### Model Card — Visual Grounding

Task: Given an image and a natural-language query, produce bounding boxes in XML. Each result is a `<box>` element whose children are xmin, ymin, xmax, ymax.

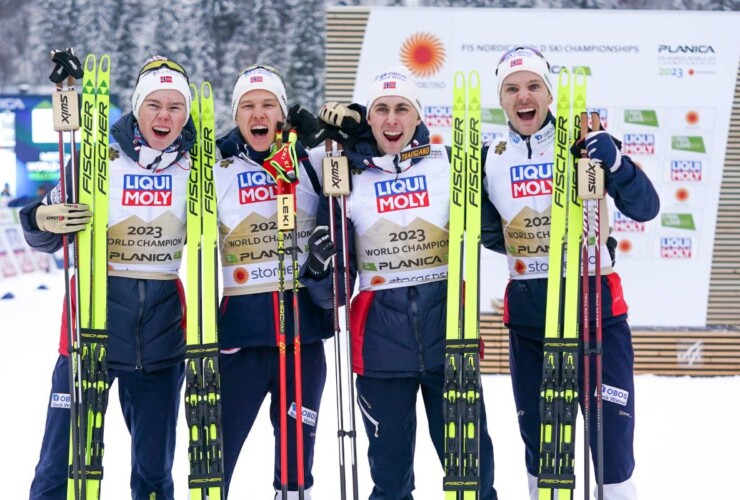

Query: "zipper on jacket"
<box><xmin>525</xmin><ymin>136</ymin><xmax>533</xmax><ymax>159</ymax></box>
<box><xmin>409</xmin><ymin>287</ymin><xmax>425</xmax><ymax>373</ymax></box>
<box><xmin>134</xmin><ymin>280</ymin><xmax>146</xmax><ymax>371</ymax></box>
<box><xmin>358</xmin><ymin>400</ymin><xmax>380</xmax><ymax>438</ymax></box>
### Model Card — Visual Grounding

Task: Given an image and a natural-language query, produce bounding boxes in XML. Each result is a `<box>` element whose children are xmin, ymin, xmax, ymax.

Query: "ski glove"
<box><xmin>287</xmin><ymin>104</ymin><xmax>356</xmax><ymax>149</ymax></box>
<box><xmin>306</xmin><ymin>226</ymin><xmax>337</xmax><ymax>279</ymax></box>
<box><xmin>319</xmin><ymin>102</ymin><xmax>361</xmax><ymax>129</ymax></box>
<box><xmin>585</xmin><ymin>130</ymin><xmax>623</xmax><ymax>173</ymax></box>
<box><xmin>264</xmin><ymin>130</ymin><xmax>299</xmax><ymax>184</ymax></box>
<box><xmin>35</xmin><ymin>203</ymin><xmax>91</xmax><ymax>234</ymax></box>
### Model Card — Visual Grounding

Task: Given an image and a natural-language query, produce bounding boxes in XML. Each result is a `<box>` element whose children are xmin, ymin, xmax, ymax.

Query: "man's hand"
<box><xmin>35</xmin><ymin>203</ymin><xmax>92</xmax><ymax>233</ymax></box>
<box><xmin>305</xmin><ymin>226</ymin><xmax>337</xmax><ymax>279</ymax></box>
<box><xmin>585</xmin><ymin>131</ymin><xmax>623</xmax><ymax>172</ymax></box>
<box><xmin>319</xmin><ymin>102</ymin><xmax>361</xmax><ymax>129</ymax></box>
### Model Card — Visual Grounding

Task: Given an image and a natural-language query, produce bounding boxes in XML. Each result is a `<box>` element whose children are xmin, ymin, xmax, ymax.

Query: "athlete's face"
<box><xmin>367</xmin><ymin>96</ymin><xmax>421</xmax><ymax>156</ymax></box>
<box><xmin>499</xmin><ymin>71</ymin><xmax>553</xmax><ymax>137</ymax></box>
<box><xmin>235</xmin><ymin>89</ymin><xmax>285</xmax><ymax>153</ymax></box>
<box><xmin>137</xmin><ymin>89</ymin><xmax>189</xmax><ymax>151</ymax></box>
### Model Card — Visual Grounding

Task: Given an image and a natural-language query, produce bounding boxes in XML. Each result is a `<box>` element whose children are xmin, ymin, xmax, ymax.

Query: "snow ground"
<box><xmin>3</xmin><ymin>271</ymin><xmax>739</xmax><ymax>500</ymax></box>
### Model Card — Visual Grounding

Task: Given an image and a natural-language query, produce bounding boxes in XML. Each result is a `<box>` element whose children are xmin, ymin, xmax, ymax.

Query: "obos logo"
<box><xmin>614</xmin><ymin>211</ymin><xmax>645</xmax><ymax>232</ymax></box>
<box><xmin>238</xmin><ymin>171</ymin><xmax>277</xmax><ymax>204</ymax></box>
<box><xmin>424</xmin><ymin>106</ymin><xmax>452</xmax><ymax>127</ymax></box>
<box><xmin>670</xmin><ymin>161</ymin><xmax>702</xmax><ymax>181</ymax></box>
<box><xmin>122</xmin><ymin>175</ymin><xmax>172</xmax><ymax>206</ymax></box>
<box><xmin>400</xmin><ymin>33</ymin><xmax>446</xmax><ymax>78</ymax></box>
<box><xmin>375</xmin><ymin>176</ymin><xmax>429</xmax><ymax>213</ymax></box>
<box><xmin>510</xmin><ymin>163</ymin><xmax>552</xmax><ymax>199</ymax></box>
<box><xmin>623</xmin><ymin>134</ymin><xmax>655</xmax><ymax>155</ymax></box>
<box><xmin>660</xmin><ymin>237</ymin><xmax>692</xmax><ymax>259</ymax></box>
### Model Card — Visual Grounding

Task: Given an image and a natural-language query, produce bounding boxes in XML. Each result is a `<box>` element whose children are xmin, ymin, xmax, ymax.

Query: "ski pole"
<box><xmin>322</xmin><ymin>139</ymin><xmax>359</xmax><ymax>499</ymax></box>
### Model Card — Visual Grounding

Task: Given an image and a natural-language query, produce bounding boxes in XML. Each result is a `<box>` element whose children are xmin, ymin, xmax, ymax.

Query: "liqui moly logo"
<box><xmin>671</xmin><ymin>161</ymin><xmax>702</xmax><ymax>181</ymax></box>
<box><xmin>614</xmin><ymin>211</ymin><xmax>645</xmax><ymax>232</ymax></box>
<box><xmin>375</xmin><ymin>176</ymin><xmax>429</xmax><ymax>213</ymax></box>
<box><xmin>660</xmin><ymin>237</ymin><xmax>692</xmax><ymax>259</ymax></box>
<box><xmin>122</xmin><ymin>175</ymin><xmax>172</xmax><ymax>206</ymax></box>
<box><xmin>623</xmin><ymin>134</ymin><xmax>656</xmax><ymax>155</ymax></box>
<box><xmin>238</xmin><ymin>171</ymin><xmax>277</xmax><ymax>204</ymax></box>
<box><xmin>510</xmin><ymin>163</ymin><xmax>552</xmax><ymax>198</ymax></box>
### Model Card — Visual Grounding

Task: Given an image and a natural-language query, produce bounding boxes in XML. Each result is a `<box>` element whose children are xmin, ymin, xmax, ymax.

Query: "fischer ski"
<box><xmin>185</xmin><ymin>81</ymin><xmax>225</xmax><ymax>500</ymax></box>
<box><xmin>68</xmin><ymin>53</ymin><xmax>111</xmax><ymax>500</ymax></box>
<box><xmin>443</xmin><ymin>70</ymin><xmax>482</xmax><ymax>500</ymax></box>
<box><xmin>537</xmin><ymin>67</ymin><xmax>587</xmax><ymax>500</ymax></box>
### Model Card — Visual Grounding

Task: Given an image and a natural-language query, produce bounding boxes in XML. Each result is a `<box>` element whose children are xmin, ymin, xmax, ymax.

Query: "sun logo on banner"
<box><xmin>400</xmin><ymin>32</ymin><xmax>445</xmax><ymax>78</ymax></box>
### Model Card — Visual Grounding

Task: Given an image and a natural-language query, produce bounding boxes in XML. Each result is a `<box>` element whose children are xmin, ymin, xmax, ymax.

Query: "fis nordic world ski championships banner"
<box><xmin>352</xmin><ymin>8</ymin><xmax>739</xmax><ymax>328</ymax></box>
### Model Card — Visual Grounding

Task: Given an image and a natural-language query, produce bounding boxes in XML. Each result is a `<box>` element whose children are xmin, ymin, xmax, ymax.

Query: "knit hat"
<box><xmin>366</xmin><ymin>66</ymin><xmax>424</xmax><ymax>119</ymax></box>
<box><xmin>132</xmin><ymin>56</ymin><xmax>191</xmax><ymax>120</ymax></box>
<box><xmin>495</xmin><ymin>47</ymin><xmax>553</xmax><ymax>98</ymax></box>
<box><xmin>231</xmin><ymin>64</ymin><xmax>288</xmax><ymax>120</ymax></box>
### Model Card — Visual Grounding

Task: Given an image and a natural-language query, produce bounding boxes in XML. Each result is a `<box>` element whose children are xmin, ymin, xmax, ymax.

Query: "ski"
<box><xmin>443</xmin><ymin>70</ymin><xmax>482</xmax><ymax>500</ymax></box>
<box><xmin>68</xmin><ymin>53</ymin><xmax>111</xmax><ymax>500</ymax></box>
<box><xmin>185</xmin><ymin>81</ymin><xmax>225</xmax><ymax>500</ymax></box>
<box><xmin>537</xmin><ymin>67</ymin><xmax>587</xmax><ymax>500</ymax></box>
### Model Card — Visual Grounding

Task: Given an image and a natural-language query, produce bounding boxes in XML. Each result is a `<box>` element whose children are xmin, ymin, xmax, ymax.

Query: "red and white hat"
<box><xmin>495</xmin><ymin>47</ymin><xmax>553</xmax><ymax>98</ymax></box>
<box><xmin>366</xmin><ymin>66</ymin><xmax>424</xmax><ymax>119</ymax></box>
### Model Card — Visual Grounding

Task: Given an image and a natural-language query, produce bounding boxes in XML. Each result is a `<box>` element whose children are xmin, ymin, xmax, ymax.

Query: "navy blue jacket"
<box><xmin>481</xmin><ymin>116</ymin><xmax>660</xmax><ymax>337</ymax></box>
<box><xmin>19</xmin><ymin>112</ymin><xmax>197</xmax><ymax>372</ymax></box>
<box><xmin>214</xmin><ymin>127</ymin><xmax>332</xmax><ymax>349</ymax></box>
<box><xmin>303</xmin><ymin>109</ymin><xmax>499</xmax><ymax>377</ymax></box>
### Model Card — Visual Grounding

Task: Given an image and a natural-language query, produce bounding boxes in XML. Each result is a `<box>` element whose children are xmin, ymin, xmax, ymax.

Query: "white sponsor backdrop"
<box><xmin>352</xmin><ymin>8</ymin><xmax>739</xmax><ymax>327</ymax></box>
<box><xmin>0</xmin><ymin>208</ymin><xmax>51</xmax><ymax>280</ymax></box>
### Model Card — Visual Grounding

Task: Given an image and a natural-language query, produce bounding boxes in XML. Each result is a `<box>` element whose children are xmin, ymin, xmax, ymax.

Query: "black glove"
<box><xmin>49</xmin><ymin>48</ymin><xmax>83</xmax><ymax>84</ymax></box>
<box><xmin>305</xmin><ymin>226</ymin><xmax>337</xmax><ymax>279</ymax></box>
<box><xmin>287</xmin><ymin>104</ymin><xmax>356</xmax><ymax>149</ymax></box>
<box><xmin>607</xmin><ymin>235</ymin><xmax>617</xmax><ymax>267</ymax></box>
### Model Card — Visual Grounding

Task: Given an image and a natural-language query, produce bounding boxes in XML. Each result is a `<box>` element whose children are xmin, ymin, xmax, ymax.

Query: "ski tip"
<box><xmin>201</xmin><ymin>81</ymin><xmax>213</xmax><ymax>98</ymax></box>
<box><xmin>454</xmin><ymin>71</ymin><xmax>466</xmax><ymax>89</ymax></box>
<box><xmin>84</xmin><ymin>54</ymin><xmax>96</xmax><ymax>72</ymax></box>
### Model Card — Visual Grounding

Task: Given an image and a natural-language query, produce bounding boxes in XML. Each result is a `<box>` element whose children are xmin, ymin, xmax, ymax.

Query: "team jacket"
<box><xmin>19</xmin><ymin>113</ymin><xmax>196</xmax><ymax>371</ymax></box>
<box><xmin>305</xmin><ymin>117</ymin><xmax>499</xmax><ymax>378</ymax></box>
<box><xmin>214</xmin><ymin>127</ymin><xmax>332</xmax><ymax>349</ymax></box>
<box><xmin>482</xmin><ymin>113</ymin><xmax>660</xmax><ymax>334</ymax></box>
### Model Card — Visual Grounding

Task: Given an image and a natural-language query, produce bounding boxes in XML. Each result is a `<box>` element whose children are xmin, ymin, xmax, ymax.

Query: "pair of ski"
<box><xmin>51</xmin><ymin>52</ymin><xmax>111</xmax><ymax>500</ymax></box>
<box><xmin>537</xmin><ymin>68</ymin><xmax>606</xmax><ymax>500</ymax></box>
<box><xmin>443</xmin><ymin>71</ymin><xmax>483</xmax><ymax>500</ymax></box>
<box><xmin>185</xmin><ymin>82</ymin><xmax>225</xmax><ymax>500</ymax></box>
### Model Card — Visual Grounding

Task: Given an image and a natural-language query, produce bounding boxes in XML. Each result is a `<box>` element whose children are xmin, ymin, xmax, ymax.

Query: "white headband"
<box><xmin>366</xmin><ymin>66</ymin><xmax>424</xmax><ymax>119</ymax></box>
<box><xmin>496</xmin><ymin>47</ymin><xmax>553</xmax><ymax>99</ymax></box>
<box><xmin>231</xmin><ymin>66</ymin><xmax>288</xmax><ymax>120</ymax></box>
<box><xmin>132</xmin><ymin>68</ymin><xmax>191</xmax><ymax>120</ymax></box>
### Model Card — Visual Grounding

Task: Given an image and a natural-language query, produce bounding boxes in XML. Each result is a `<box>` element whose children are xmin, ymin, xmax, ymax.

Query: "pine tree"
<box><xmin>285</xmin><ymin>0</ymin><xmax>325</xmax><ymax>110</ymax></box>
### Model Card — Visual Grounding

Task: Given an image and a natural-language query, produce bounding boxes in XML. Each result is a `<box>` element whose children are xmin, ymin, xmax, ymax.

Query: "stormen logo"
<box><xmin>671</xmin><ymin>160</ymin><xmax>702</xmax><ymax>181</ymax></box>
<box><xmin>660</xmin><ymin>237</ymin><xmax>692</xmax><ymax>259</ymax></box>
<box><xmin>614</xmin><ymin>211</ymin><xmax>645</xmax><ymax>232</ymax></box>
<box><xmin>510</xmin><ymin>163</ymin><xmax>552</xmax><ymax>198</ymax></box>
<box><xmin>623</xmin><ymin>134</ymin><xmax>655</xmax><ymax>155</ymax></box>
<box><xmin>122</xmin><ymin>175</ymin><xmax>172</xmax><ymax>206</ymax></box>
<box><xmin>238</xmin><ymin>171</ymin><xmax>277</xmax><ymax>204</ymax></box>
<box><xmin>375</xmin><ymin>176</ymin><xmax>429</xmax><ymax>213</ymax></box>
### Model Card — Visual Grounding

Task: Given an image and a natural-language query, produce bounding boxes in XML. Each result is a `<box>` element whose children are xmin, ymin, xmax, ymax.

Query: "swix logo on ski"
<box><xmin>238</xmin><ymin>171</ymin><xmax>277</xmax><ymax>204</ymax></box>
<box><xmin>660</xmin><ymin>237</ymin><xmax>692</xmax><ymax>259</ymax></box>
<box><xmin>671</xmin><ymin>160</ymin><xmax>702</xmax><ymax>181</ymax></box>
<box><xmin>375</xmin><ymin>176</ymin><xmax>429</xmax><ymax>213</ymax></box>
<box><xmin>614</xmin><ymin>211</ymin><xmax>645</xmax><ymax>232</ymax></box>
<box><xmin>623</xmin><ymin>133</ymin><xmax>656</xmax><ymax>155</ymax></box>
<box><xmin>122</xmin><ymin>175</ymin><xmax>172</xmax><ymax>206</ymax></box>
<box><xmin>510</xmin><ymin>163</ymin><xmax>552</xmax><ymax>198</ymax></box>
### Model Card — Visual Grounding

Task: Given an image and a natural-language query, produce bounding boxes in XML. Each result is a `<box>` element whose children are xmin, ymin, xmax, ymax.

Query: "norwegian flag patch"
<box><xmin>383</xmin><ymin>81</ymin><xmax>397</xmax><ymax>89</ymax></box>
<box><xmin>250</xmin><ymin>76</ymin><xmax>263</xmax><ymax>83</ymax></box>
<box><xmin>511</xmin><ymin>59</ymin><xmax>523</xmax><ymax>67</ymax></box>
<box><xmin>160</xmin><ymin>75</ymin><xmax>173</xmax><ymax>83</ymax></box>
